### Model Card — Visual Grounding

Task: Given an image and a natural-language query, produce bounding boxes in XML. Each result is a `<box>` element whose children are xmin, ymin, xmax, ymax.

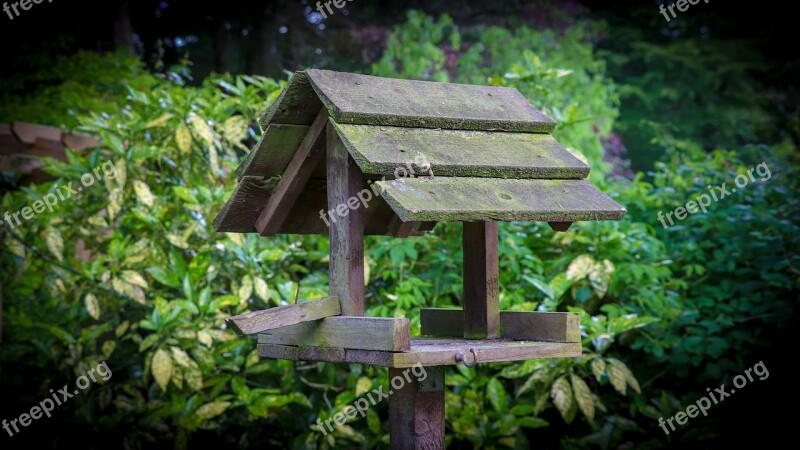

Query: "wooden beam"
<box><xmin>235</xmin><ymin>124</ymin><xmax>309</xmax><ymax>180</ymax></box>
<box><xmin>420</xmin><ymin>309</ymin><xmax>581</xmax><ymax>343</ymax></box>
<box><xmin>389</xmin><ymin>366</ymin><xmax>445</xmax><ymax>450</ymax></box>
<box><xmin>257</xmin><ymin>317</ymin><xmax>410</xmax><ymax>352</ymax></box>
<box><xmin>462</xmin><ymin>222</ymin><xmax>500</xmax><ymax>339</ymax></box>
<box><xmin>548</xmin><ymin>222</ymin><xmax>573</xmax><ymax>232</ymax></box>
<box><xmin>225</xmin><ymin>296</ymin><xmax>340</xmax><ymax>335</ymax></box>
<box><xmin>327</xmin><ymin>120</ymin><xmax>365</xmax><ymax>316</ymax></box>
<box><xmin>256</xmin><ymin>108</ymin><xmax>329</xmax><ymax>236</ymax></box>
<box><xmin>257</xmin><ymin>338</ymin><xmax>582</xmax><ymax>368</ymax></box>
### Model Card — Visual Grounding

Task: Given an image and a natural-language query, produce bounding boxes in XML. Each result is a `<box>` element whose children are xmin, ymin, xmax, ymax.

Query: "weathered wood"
<box><xmin>389</xmin><ymin>366</ymin><xmax>445</xmax><ymax>450</ymax></box>
<box><xmin>377</xmin><ymin>177</ymin><xmax>627</xmax><ymax>222</ymax></box>
<box><xmin>306</xmin><ymin>69</ymin><xmax>555</xmax><ymax>133</ymax></box>
<box><xmin>327</xmin><ymin>120</ymin><xmax>365</xmax><ymax>316</ymax></box>
<box><xmin>463</xmin><ymin>222</ymin><xmax>500</xmax><ymax>339</ymax></box>
<box><xmin>258</xmin><ymin>71</ymin><xmax>323</xmax><ymax>129</ymax></box>
<box><xmin>258</xmin><ymin>317</ymin><xmax>411</xmax><ymax>352</ymax></box>
<box><xmin>213</xmin><ymin>178</ymin><xmax>405</xmax><ymax>235</ymax></box>
<box><xmin>257</xmin><ymin>338</ymin><xmax>581</xmax><ymax>367</ymax></box>
<box><xmin>256</xmin><ymin>108</ymin><xmax>329</xmax><ymax>236</ymax></box>
<box><xmin>420</xmin><ymin>308</ymin><xmax>463</xmax><ymax>337</ymax></box>
<box><xmin>335</xmin><ymin>123</ymin><xmax>589</xmax><ymax>179</ymax></box>
<box><xmin>62</xmin><ymin>133</ymin><xmax>100</xmax><ymax>151</ymax></box>
<box><xmin>548</xmin><ymin>222</ymin><xmax>574</xmax><ymax>232</ymax></box>
<box><xmin>11</xmin><ymin>121</ymin><xmax>62</xmax><ymax>144</ymax></box>
<box><xmin>235</xmin><ymin>124</ymin><xmax>309</xmax><ymax>180</ymax></box>
<box><xmin>420</xmin><ymin>309</ymin><xmax>581</xmax><ymax>343</ymax></box>
<box><xmin>500</xmin><ymin>311</ymin><xmax>581</xmax><ymax>342</ymax></box>
<box><xmin>225</xmin><ymin>296</ymin><xmax>340</xmax><ymax>335</ymax></box>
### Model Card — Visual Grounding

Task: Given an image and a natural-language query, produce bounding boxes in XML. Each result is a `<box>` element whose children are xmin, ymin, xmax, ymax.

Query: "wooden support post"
<box><xmin>389</xmin><ymin>366</ymin><xmax>445</xmax><ymax>450</ymax></box>
<box><xmin>327</xmin><ymin>120</ymin><xmax>365</xmax><ymax>316</ymax></box>
<box><xmin>462</xmin><ymin>221</ymin><xmax>500</xmax><ymax>339</ymax></box>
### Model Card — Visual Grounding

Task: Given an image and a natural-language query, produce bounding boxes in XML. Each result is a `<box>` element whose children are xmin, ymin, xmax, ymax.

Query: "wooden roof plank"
<box><xmin>376</xmin><ymin>177</ymin><xmax>627</xmax><ymax>222</ymax></box>
<box><xmin>335</xmin><ymin>123</ymin><xmax>589</xmax><ymax>179</ymax></box>
<box><xmin>306</xmin><ymin>69</ymin><xmax>555</xmax><ymax>133</ymax></box>
<box><xmin>258</xmin><ymin>71</ymin><xmax>322</xmax><ymax>129</ymax></box>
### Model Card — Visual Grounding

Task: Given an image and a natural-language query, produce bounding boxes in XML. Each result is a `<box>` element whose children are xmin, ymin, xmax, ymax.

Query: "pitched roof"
<box><xmin>214</xmin><ymin>70</ymin><xmax>625</xmax><ymax>235</ymax></box>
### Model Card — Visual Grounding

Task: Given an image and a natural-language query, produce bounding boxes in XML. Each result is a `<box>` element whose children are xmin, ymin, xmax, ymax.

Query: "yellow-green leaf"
<box><xmin>8</xmin><ymin>238</ymin><xmax>25</xmax><ymax>259</ymax></box>
<box><xmin>121</xmin><ymin>270</ymin><xmax>148</xmax><ymax>289</ymax></box>
<box><xmin>608</xmin><ymin>358</ymin><xmax>640</xmax><ymax>394</ymax></box>
<box><xmin>170</xmin><ymin>347</ymin><xmax>193</xmax><ymax>368</ymax></box>
<box><xmin>184</xmin><ymin>362</ymin><xmax>203</xmax><ymax>391</ymax></box>
<box><xmin>133</xmin><ymin>180</ymin><xmax>155</xmax><ymax>207</ymax></box>
<box><xmin>189</xmin><ymin>115</ymin><xmax>214</xmax><ymax>147</ymax></box>
<box><xmin>196</xmin><ymin>402</ymin><xmax>231</xmax><ymax>420</ymax></box>
<box><xmin>102</xmin><ymin>340</ymin><xmax>116</xmax><ymax>358</ymax></box>
<box><xmin>146</xmin><ymin>113</ymin><xmax>174</xmax><ymax>128</ymax></box>
<box><xmin>550</xmin><ymin>376</ymin><xmax>574</xmax><ymax>421</ymax></box>
<box><xmin>590</xmin><ymin>359</ymin><xmax>606</xmax><ymax>382</ymax></box>
<box><xmin>198</xmin><ymin>330</ymin><xmax>213</xmax><ymax>347</ymax></box>
<box><xmin>176</xmin><ymin>123</ymin><xmax>192</xmax><ymax>154</ymax></box>
<box><xmin>606</xmin><ymin>359</ymin><xmax>628</xmax><ymax>395</ymax></box>
<box><xmin>238</xmin><ymin>275</ymin><xmax>253</xmax><ymax>301</ymax></box>
<box><xmin>566</xmin><ymin>254</ymin><xmax>594</xmax><ymax>281</ymax></box>
<box><xmin>45</xmin><ymin>228</ymin><xmax>64</xmax><ymax>261</ymax></box>
<box><xmin>151</xmin><ymin>348</ymin><xmax>173</xmax><ymax>391</ymax></box>
<box><xmin>85</xmin><ymin>293</ymin><xmax>100</xmax><ymax>320</ymax></box>
<box><xmin>254</xmin><ymin>278</ymin><xmax>270</xmax><ymax>302</ymax></box>
<box><xmin>570</xmin><ymin>374</ymin><xmax>595</xmax><ymax>423</ymax></box>
<box><xmin>355</xmin><ymin>377</ymin><xmax>372</xmax><ymax>397</ymax></box>
<box><xmin>222</xmin><ymin>115</ymin><xmax>249</xmax><ymax>143</ymax></box>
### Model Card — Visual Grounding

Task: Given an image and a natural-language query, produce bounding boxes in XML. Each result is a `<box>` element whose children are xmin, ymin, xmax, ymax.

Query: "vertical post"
<box><xmin>326</xmin><ymin>121</ymin><xmax>365</xmax><ymax>316</ymax></box>
<box><xmin>462</xmin><ymin>221</ymin><xmax>500</xmax><ymax>339</ymax></box>
<box><xmin>389</xmin><ymin>366</ymin><xmax>445</xmax><ymax>450</ymax></box>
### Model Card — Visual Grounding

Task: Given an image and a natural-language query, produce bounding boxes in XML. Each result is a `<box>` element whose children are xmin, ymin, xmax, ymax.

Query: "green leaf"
<box><xmin>84</xmin><ymin>293</ymin><xmax>100</xmax><ymax>320</ymax></box>
<box><xmin>550</xmin><ymin>376</ymin><xmax>574</xmax><ymax>421</ymax></box>
<box><xmin>146</xmin><ymin>267</ymin><xmax>180</xmax><ymax>288</ymax></box>
<box><xmin>570</xmin><ymin>374</ymin><xmax>595</xmax><ymax>422</ymax></box>
<box><xmin>44</xmin><ymin>228</ymin><xmax>64</xmax><ymax>261</ymax></box>
<box><xmin>608</xmin><ymin>358</ymin><xmax>640</xmax><ymax>394</ymax></box>
<box><xmin>606</xmin><ymin>359</ymin><xmax>628</xmax><ymax>395</ymax></box>
<box><xmin>151</xmin><ymin>348</ymin><xmax>173</xmax><ymax>391</ymax></box>
<box><xmin>175</xmin><ymin>123</ymin><xmax>192</xmax><ymax>153</ymax></box>
<box><xmin>133</xmin><ymin>180</ymin><xmax>155</xmax><ymax>207</ymax></box>
<box><xmin>517</xmin><ymin>417</ymin><xmax>549</xmax><ymax>429</ymax></box>
<box><xmin>486</xmin><ymin>378</ymin><xmax>508</xmax><ymax>412</ymax></box>
<box><xmin>195</xmin><ymin>402</ymin><xmax>231</xmax><ymax>420</ymax></box>
<box><xmin>590</xmin><ymin>359</ymin><xmax>606</xmax><ymax>382</ymax></box>
<box><xmin>355</xmin><ymin>377</ymin><xmax>372</xmax><ymax>397</ymax></box>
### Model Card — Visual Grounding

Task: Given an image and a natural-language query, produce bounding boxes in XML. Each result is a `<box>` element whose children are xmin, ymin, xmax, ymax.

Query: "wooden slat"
<box><xmin>225</xmin><ymin>296</ymin><xmax>340</xmax><ymax>335</ymax></box>
<box><xmin>500</xmin><ymin>311</ymin><xmax>581</xmax><ymax>343</ymax></box>
<box><xmin>257</xmin><ymin>338</ymin><xmax>581</xmax><ymax>368</ymax></box>
<box><xmin>213</xmin><ymin>176</ymin><xmax>279</xmax><ymax>232</ymax></box>
<box><xmin>306</xmin><ymin>69</ymin><xmax>555</xmax><ymax>133</ymax></box>
<box><xmin>256</xmin><ymin>108</ymin><xmax>328</xmax><ymax>236</ymax></box>
<box><xmin>463</xmin><ymin>222</ymin><xmax>500</xmax><ymax>339</ymax></box>
<box><xmin>377</xmin><ymin>177</ymin><xmax>627</xmax><ymax>222</ymax></box>
<box><xmin>62</xmin><ymin>133</ymin><xmax>100</xmax><ymax>151</ymax></box>
<box><xmin>235</xmin><ymin>124</ymin><xmax>309</xmax><ymax>180</ymax></box>
<box><xmin>335</xmin><ymin>123</ymin><xmax>589</xmax><ymax>179</ymax></box>
<box><xmin>258</xmin><ymin>317</ymin><xmax>411</xmax><ymax>352</ymax></box>
<box><xmin>420</xmin><ymin>309</ymin><xmax>581</xmax><ymax>343</ymax></box>
<box><xmin>11</xmin><ymin>121</ymin><xmax>62</xmax><ymax>144</ymax></box>
<box><xmin>258</xmin><ymin>71</ymin><xmax>323</xmax><ymax>129</ymax></box>
<box><xmin>548</xmin><ymin>222</ymin><xmax>574</xmax><ymax>232</ymax></box>
<box><xmin>327</xmin><ymin>121</ymin><xmax>365</xmax><ymax>316</ymax></box>
<box><xmin>389</xmin><ymin>366</ymin><xmax>445</xmax><ymax>450</ymax></box>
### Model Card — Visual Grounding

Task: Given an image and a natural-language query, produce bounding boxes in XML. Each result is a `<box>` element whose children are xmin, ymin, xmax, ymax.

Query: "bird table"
<box><xmin>214</xmin><ymin>69</ymin><xmax>626</xmax><ymax>449</ymax></box>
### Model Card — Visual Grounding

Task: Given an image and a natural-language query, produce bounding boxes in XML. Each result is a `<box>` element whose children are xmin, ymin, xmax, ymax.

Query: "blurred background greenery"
<box><xmin>1</xmin><ymin>1</ymin><xmax>798</xmax><ymax>449</ymax></box>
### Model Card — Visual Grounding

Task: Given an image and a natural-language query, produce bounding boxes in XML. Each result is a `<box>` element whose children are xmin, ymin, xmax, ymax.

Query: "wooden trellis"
<box><xmin>214</xmin><ymin>69</ymin><xmax>626</xmax><ymax>449</ymax></box>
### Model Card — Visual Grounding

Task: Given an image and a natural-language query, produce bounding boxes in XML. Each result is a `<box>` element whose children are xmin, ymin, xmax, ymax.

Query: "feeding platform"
<box><xmin>214</xmin><ymin>69</ymin><xmax>625</xmax><ymax>449</ymax></box>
